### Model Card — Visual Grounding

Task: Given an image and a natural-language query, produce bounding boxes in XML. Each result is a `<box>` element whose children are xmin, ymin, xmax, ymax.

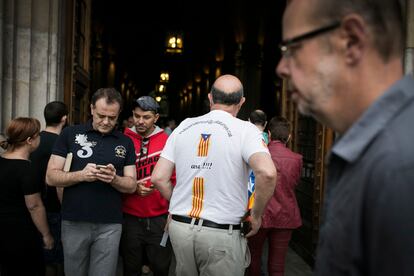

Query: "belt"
<box><xmin>172</xmin><ymin>215</ymin><xmax>241</xmax><ymax>230</ymax></box>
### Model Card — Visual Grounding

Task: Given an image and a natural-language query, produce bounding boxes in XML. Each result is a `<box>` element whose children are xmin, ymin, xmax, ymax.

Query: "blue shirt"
<box><xmin>315</xmin><ymin>76</ymin><xmax>414</xmax><ymax>275</ymax></box>
<box><xmin>52</xmin><ymin>121</ymin><xmax>135</xmax><ymax>223</ymax></box>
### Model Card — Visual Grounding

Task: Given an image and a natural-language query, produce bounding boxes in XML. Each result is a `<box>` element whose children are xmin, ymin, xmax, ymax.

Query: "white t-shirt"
<box><xmin>161</xmin><ymin>110</ymin><xmax>269</xmax><ymax>224</ymax></box>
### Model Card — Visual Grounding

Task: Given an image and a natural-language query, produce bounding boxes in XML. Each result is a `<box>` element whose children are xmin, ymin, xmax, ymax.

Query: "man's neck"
<box><xmin>45</xmin><ymin>125</ymin><xmax>63</xmax><ymax>135</ymax></box>
<box><xmin>211</xmin><ymin>105</ymin><xmax>238</xmax><ymax>117</ymax></box>
<box><xmin>255</xmin><ymin>124</ymin><xmax>265</xmax><ymax>132</ymax></box>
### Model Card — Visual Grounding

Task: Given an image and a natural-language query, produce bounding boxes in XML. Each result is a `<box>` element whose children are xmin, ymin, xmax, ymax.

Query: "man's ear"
<box><xmin>238</xmin><ymin>97</ymin><xmax>246</xmax><ymax>107</ymax></box>
<box><xmin>340</xmin><ymin>14</ymin><xmax>367</xmax><ymax>65</ymax></box>
<box><xmin>208</xmin><ymin>93</ymin><xmax>214</xmax><ymax>106</ymax></box>
<box><xmin>90</xmin><ymin>104</ymin><xmax>94</xmax><ymax>115</ymax></box>
<box><xmin>61</xmin><ymin>115</ymin><xmax>67</xmax><ymax>124</ymax></box>
<box><xmin>154</xmin><ymin>113</ymin><xmax>160</xmax><ymax>123</ymax></box>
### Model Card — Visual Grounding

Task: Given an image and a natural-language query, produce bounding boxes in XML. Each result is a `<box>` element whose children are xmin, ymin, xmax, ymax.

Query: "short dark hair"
<box><xmin>211</xmin><ymin>86</ymin><xmax>243</xmax><ymax>105</ymax></box>
<box><xmin>44</xmin><ymin>101</ymin><xmax>68</xmax><ymax>126</ymax></box>
<box><xmin>249</xmin><ymin>110</ymin><xmax>267</xmax><ymax>127</ymax></box>
<box><xmin>268</xmin><ymin>116</ymin><xmax>290</xmax><ymax>143</ymax></box>
<box><xmin>91</xmin><ymin>88</ymin><xmax>123</xmax><ymax>110</ymax></box>
<box><xmin>311</xmin><ymin>0</ymin><xmax>404</xmax><ymax>61</ymax></box>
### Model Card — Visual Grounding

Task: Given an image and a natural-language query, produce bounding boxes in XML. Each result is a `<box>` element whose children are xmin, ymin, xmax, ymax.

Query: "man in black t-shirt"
<box><xmin>31</xmin><ymin>101</ymin><xmax>68</xmax><ymax>276</ymax></box>
<box><xmin>46</xmin><ymin>88</ymin><xmax>136</xmax><ymax>276</ymax></box>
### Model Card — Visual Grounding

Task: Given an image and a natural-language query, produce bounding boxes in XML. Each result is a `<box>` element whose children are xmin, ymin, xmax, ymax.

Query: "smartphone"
<box><xmin>240</xmin><ymin>220</ymin><xmax>252</xmax><ymax>237</ymax></box>
<box><xmin>96</xmin><ymin>165</ymin><xmax>108</xmax><ymax>170</ymax></box>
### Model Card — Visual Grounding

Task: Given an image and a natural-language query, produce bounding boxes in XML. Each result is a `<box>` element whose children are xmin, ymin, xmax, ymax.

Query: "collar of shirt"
<box><xmin>209</xmin><ymin>109</ymin><xmax>234</xmax><ymax>117</ymax></box>
<box><xmin>331</xmin><ymin>76</ymin><xmax>414</xmax><ymax>163</ymax></box>
<box><xmin>84</xmin><ymin>120</ymin><xmax>121</xmax><ymax>138</ymax></box>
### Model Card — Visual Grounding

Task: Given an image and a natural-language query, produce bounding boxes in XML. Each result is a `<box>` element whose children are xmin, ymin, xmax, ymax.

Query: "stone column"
<box><xmin>0</xmin><ymin>0</ymin><xmax>64</xmax><ymax>131</ymax></box>
<box><xmin>405</xmin><ymin>0</ymin><xmax>414</xmax><ymax>76</ymax></box>
<box><xmin>0</xmin><ymin>0</ymin><xmax>3</xmax><ymax>128</ymax></box>
<box><xmin>1</xmin><ymin>0</ymin><xmax>15</xmax><ymax>131</ymax></box>
<box><xmin>15</xmin><ymin>0</ymin><xmax>32</xmax><ymax>117</ymax></box>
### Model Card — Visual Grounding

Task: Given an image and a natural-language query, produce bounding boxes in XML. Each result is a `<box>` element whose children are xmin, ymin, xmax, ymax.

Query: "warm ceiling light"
<box><xmin>166</xmin><ymin>33</ymin><xmax>183</xmax><ymax>54</ymax></box>
<box><xmin>158</xmin><ymin>84</ymin><xmax>165</xmax><ymax>92</ymax></box>
<box><xmin>160</xmin><ymin>72</ymin><xmax>169</xmax><ymax>82</ymax></box>
<box><xmin>155</xmin><ymin>96</ymin><xmax>162</xmax><ymax>102</ymax></box>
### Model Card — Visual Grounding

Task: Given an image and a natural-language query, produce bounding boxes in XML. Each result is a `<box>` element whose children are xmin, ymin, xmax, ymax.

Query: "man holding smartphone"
<box><xmin>121</xmin><ymin>96</ymin><xmax>175</xmax><ymax>276</ymax></box>
<box><xmin>46</xmin><ymin>88</ymin><xmax>137</xmax><ymax>276</ymax></box>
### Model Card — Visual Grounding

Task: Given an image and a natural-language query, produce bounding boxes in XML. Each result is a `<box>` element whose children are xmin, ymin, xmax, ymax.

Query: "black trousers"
<box><xmin>121</xmin><ymin>213</ymin><xmax>172</xmax><ymax>276</ymax></box>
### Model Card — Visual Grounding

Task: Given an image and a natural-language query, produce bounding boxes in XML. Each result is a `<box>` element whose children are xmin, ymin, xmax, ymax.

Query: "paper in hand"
<box><xmin>63</xmin><ymin>152</ymin><xmax>73</xmax><ymax>172</ymax></box>
<box><xmin>160</xmin><ymin>231</ymin><xmax>169</xmax><ymax>247</ymax></box>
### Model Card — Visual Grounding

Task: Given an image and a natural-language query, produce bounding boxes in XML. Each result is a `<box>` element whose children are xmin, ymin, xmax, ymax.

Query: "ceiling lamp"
<box><xmin>166</xmin><ymin>32</ymin><xmax>183</xmax><ymax>54</ymax></box>
<box><xmin>160</xmin><ymin>72</ymin><xmax>170</xmax><ymax>83</ymax></box>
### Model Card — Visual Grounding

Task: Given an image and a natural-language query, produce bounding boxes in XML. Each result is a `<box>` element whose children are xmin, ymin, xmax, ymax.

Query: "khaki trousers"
<box><xmin>169</xmin><ymin>219</ymin><xmax>250</xmax><ymax>276</ymax></box>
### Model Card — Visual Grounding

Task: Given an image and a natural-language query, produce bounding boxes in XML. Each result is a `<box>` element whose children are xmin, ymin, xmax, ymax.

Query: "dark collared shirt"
<box><xmin>315</xmin><ymin>76</ymin><xmax>414</xmax><ymax>276</ymax></box>
<box><xmin>52</xmin><ymin>121</ymin><xmax>135</xmax><ymax>223</ymax></box>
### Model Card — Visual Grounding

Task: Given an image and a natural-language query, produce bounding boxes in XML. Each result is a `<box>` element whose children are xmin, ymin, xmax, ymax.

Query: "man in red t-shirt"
<box><xmin>121</xmin><ymin>96</ymin><xmax>175</xmax><ymax>276</ymax></box>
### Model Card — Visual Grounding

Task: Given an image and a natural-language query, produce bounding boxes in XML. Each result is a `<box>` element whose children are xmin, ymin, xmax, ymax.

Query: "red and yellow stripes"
<box><xmin>197</xmin><ymin>134</ymin><xmax>211</xmax><ymax>157</ymax></box>
<box><xmin>248</xmin><ymin>191</ymin><xmax>255</xmax><ymax>210</ymax></box>
<box><xmin>188</xmin><ymin>177</ymin><xmax>204</xmax><ymax>218</ymax></box>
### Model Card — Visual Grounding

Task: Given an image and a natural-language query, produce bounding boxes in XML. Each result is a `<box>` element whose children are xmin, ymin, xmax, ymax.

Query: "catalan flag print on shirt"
<box><xmin>197</xmin><ymin>134</ymin><xmax>211</xmax><ymax>157</ymax></box>
<box><xmin>188</xmin><ymin>177</ymin><xmax>205</xmax><ymax>218</ymax></box>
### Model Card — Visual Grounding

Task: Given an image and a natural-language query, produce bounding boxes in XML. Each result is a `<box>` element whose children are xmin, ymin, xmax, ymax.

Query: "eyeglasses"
<box><xmin>279</xmin><ymin>21</ymin><xmax>341</xmax><ymax>57</ymax></box>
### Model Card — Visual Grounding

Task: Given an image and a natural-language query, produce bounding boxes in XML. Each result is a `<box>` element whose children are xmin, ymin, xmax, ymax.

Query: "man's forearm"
<box><xmin>151</xmin><ymin>157</ymin><xmax>175</xmax><ymax>200</ymax></box>
<box><xmin>155</xmin><ymin>180</ymin><xmax>173</xmax><ymax>201</ymax></box>
<box><xmin>251</xmin><ymin>172</ymin><xmax>277</xmax><ymax>219</ymax></box>
<box><xmin>46</xmin><ymin>169</ymin><xmax>84</xmax><ymax>188</ymax></box>
<box><xmin>110</xmin><ymin>175</ymin><xmax>136</xmax><ymax>193</ymax></box>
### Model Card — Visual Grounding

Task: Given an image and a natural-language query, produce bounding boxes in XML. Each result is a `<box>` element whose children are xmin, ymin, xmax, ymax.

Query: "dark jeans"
<box><xmin>247</xmin><ymin>228</ymin><xmax>292</xmax><ymax>276</ymax></box>
<box><xmin>121</xmin><ymin>213</ymin><xmax>172</xmax><ymax>276</ymax></box>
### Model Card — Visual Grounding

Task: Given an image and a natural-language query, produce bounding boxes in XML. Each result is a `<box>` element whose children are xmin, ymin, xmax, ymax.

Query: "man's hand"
<box><xmin>135</xmin><ymin>179</ymin><xmax>154</xmax><ymax>196</ymax></box>
<box><xmin>245</xmin><ymin>214</ymin><xmax>262</xmax><ymax>238</ymax></box>
<box><xmin>81</xmin><ymin>163</ymin><xmax>100</xmax><ymax>182</ymax></box>
<box><xmin>96</xmin><ymin>163</ymin><xmax>116</xmax><ymax>183</ymax></box>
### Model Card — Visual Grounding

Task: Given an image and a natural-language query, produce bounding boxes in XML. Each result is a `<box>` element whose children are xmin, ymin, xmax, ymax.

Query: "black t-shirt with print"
<box><xmin>52</xmin><ymin>121</ymin><xmax>135</xmax><ymax>224</ymax></box>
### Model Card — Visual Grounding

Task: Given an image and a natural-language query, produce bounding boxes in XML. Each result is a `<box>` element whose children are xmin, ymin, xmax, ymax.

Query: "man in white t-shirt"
<box><xmin>151</xmin><ymin>74</ymin><xmax>277</xmax><ymax>276</ymax></box>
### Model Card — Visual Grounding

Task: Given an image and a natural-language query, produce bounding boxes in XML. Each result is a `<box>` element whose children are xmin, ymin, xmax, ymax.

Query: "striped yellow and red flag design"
<box><xmin>188</xmin><ymin>177</ymin><xmax>204</xmax><ymax>218</ymax></box>
<box><xmin>197</xmin><ymin>134</ymin><xmax>211</xmax><ymax>157</ymax></box>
